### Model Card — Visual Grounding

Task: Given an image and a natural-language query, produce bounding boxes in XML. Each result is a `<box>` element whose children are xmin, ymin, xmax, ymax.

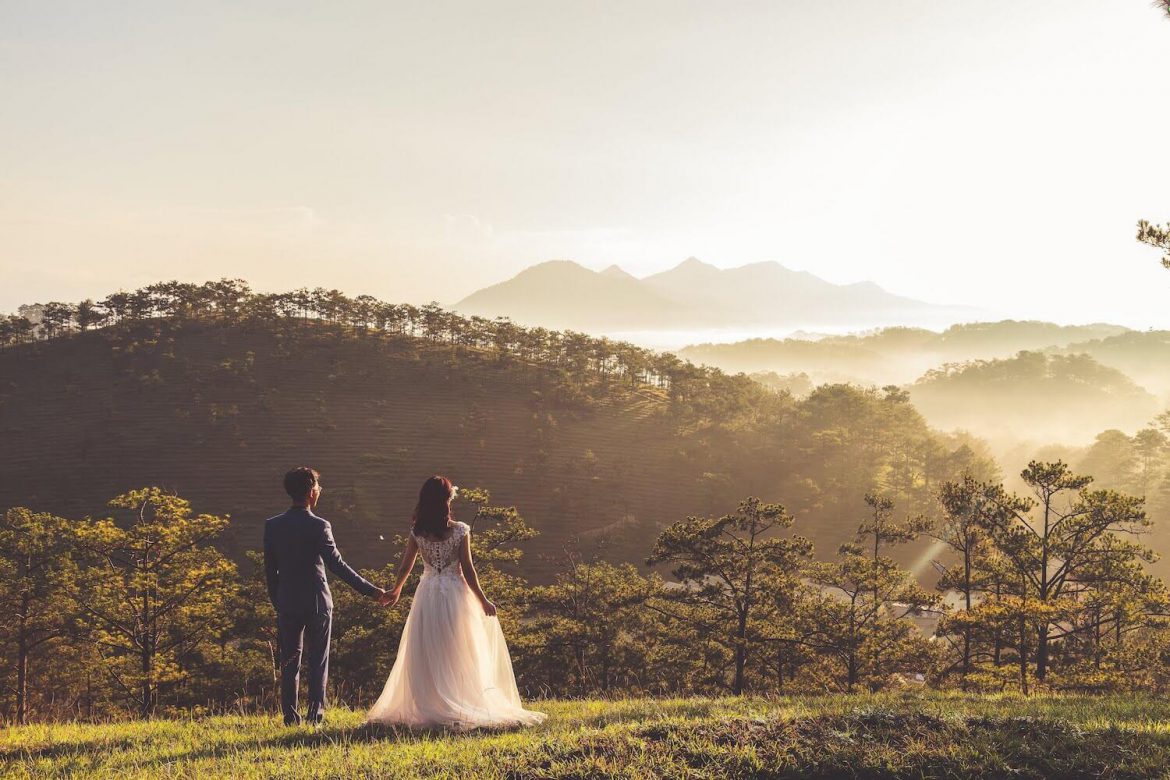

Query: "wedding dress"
<box><xmin>366</xmin><ymin>521</ymin><xmax>546</xmax><ymax>728</ymax></box>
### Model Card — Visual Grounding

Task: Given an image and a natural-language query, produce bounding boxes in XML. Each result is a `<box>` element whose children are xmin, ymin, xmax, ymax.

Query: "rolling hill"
<box><xmin>679</xmin><ymin>320</ymin><xmax>1134</xmax><ymax>388</ymax></box>
<box><xmin>908</xmin><ymin>351</ymin><xmax>1160</xmax><ymax>445</ymax></box>
<box><xmin>1055</xmin><ymin>330</ymin><xmax>1170</xmax><ymax>399</ymax></box>
<box><xmin>0</xmin><ymin>307</ymin><xmax>988</xmax><ymax>582</ymax></box>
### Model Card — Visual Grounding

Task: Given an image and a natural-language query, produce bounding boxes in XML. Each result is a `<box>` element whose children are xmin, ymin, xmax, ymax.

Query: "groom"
<box><xmin>264</xmin><ymin>466</ymin><xmax>388</xmax><ymax>726</ymax></box>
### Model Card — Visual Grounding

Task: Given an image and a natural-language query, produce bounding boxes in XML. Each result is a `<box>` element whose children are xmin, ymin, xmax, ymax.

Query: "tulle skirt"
<box><xmin>365</xmin><ymin>570</ymin><xmax>546</xmax><ymax>729</ymax></box>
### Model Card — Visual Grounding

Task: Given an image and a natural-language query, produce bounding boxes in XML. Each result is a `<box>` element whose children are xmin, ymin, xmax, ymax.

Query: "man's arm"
<box><xmin>263</xmin><ymin>522</ymin><xmax>279</xmax><ymax>609</ymax></box>
<box><xmin>320</xmin><ymin>522</ymin><xmax>382</xmax><ymax>599</ymax></box>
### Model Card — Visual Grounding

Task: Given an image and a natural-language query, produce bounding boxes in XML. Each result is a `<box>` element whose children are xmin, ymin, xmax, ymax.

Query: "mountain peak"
<box><xmin>676</xmin><ymin>256</ymin><xmax>715</xmax><ymax>272</ymax></box>
<box><xmin>601</xmin><ymin>264</ymin><xmax>636</xmax><ymax>281</ymax></box>
<box><xmin>522</xmin><ymin>259</ymin><xmax>591</xmax><ymax>275</ymax></box>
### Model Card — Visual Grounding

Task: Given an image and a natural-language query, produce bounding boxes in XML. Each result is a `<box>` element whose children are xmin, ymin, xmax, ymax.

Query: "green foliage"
<box><xmin>0</xmin><ymin>279</ymin><xmax>711</xmax><ymax>412</ymax></box>
<box><xmin>524</xmin><ymin>559</ymin><xmax>663</xmax><ymax>696</ymax></box>
<box><xmin>0</xmin><ymin>508</ymin><xmax>78</xmax><ymax>723</ymax></box>
<box><xmin>70</xmin><ymin>488</ymin><xmax>237</xmax><ymax>717</ymax></box>
<box><xmin>223</xmin><ymin>551</ymin><xmax>284</xmax><ymax>712</ymax></box>
<box><xmin>803</xmin><ymin>495</ymin><xmax>939</xmax><ymax>692</ymax></box>
<box><xmin>648</xmin><ymin>497</ymin><xmax>813</xmax><ymax>694</ymax></box>
<box><xmin>4</xmin><ymin>470</ymin><xmax>1170</xmax><ymax>723</ymax></box>
<box><xmin>931</xmin><ymin>464</ymin><xmax>1167</xmax><ymax>695</ymax></box>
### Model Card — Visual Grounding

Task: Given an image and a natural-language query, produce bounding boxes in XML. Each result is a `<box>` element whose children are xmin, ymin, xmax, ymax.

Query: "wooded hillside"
<box><xmin>0</xmin><ymin>280</ymin><xmax>991</xmax><ymax>581</ymax></box>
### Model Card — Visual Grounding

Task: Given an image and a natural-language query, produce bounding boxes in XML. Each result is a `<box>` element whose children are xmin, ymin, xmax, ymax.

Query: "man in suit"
<box><xmin>264</xmin><ymin>466</ymin><xmax>389</xmax><ymax>726</ymax></box>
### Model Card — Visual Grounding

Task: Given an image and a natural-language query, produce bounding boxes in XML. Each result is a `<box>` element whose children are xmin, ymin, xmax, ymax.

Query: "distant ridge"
<box><xmin>678</xmin><ymin>320</ymin><xmax>1137</xmax><ymax>387</ymax></box>
<box><xmin>454</xmin><ymin>260</ymin><xmax>682</xmax><ymax>330</ymax></box>
<box><xmin>455</xmin><ymin>258</ymin><xmax>956</xmax><ymax>331</ymax></box>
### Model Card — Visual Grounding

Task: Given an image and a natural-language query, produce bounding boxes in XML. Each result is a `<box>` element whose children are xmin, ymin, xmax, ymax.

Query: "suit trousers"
<box><xmin>276</xmin><ymin>609</ymin><xmax>332</xmax><ymax>725</ymax></box>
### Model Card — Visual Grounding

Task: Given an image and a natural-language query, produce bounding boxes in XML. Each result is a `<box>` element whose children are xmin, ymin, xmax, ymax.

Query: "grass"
<box><xmin>5</xmin><ymin>694</ymin><xmax>1170</xmax><ymax>779</ymax></box>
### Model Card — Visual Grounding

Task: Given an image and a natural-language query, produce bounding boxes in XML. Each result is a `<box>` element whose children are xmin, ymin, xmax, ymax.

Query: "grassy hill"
<box><xmin>4</xmin><ymin>694</ymin><xmax>1170</xmax><ymax>778</ymax></box>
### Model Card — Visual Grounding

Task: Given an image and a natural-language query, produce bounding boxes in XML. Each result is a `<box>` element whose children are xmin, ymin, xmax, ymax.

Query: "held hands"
<box><xmin>374</xmin><ymin>585</ymin><xmax>490</xmax><ymax>614</ymax></box>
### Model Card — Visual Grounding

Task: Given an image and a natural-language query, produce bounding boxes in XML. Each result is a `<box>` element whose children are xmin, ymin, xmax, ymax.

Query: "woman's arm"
<box><xmin>459</xmin><ymin>531</ymin><xmax>497</xmax><ymax>616</ymax></box>
<box><xmin>384</xmin><ymin>535</ymin><xmax>419</xmax><ymax>607</ymax></box>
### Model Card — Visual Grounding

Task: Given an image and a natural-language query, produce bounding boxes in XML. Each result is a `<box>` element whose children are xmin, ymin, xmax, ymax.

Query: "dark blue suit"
<box><xmin>263</xmin><ymin>506</ymin><xmax>379</xmax><ymax>724</ymax></box>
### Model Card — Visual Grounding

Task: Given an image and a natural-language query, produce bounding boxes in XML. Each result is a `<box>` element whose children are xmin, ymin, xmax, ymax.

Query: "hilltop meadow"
<box><xmin>6</xmin><ymin>694</ymin><xmax>1170</xmax><ymax>779</ymax></box>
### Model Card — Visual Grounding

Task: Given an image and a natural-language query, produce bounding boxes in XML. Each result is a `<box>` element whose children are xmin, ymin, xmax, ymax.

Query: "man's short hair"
<box><xmin>284</xmin><ymin>467</ymin><xmax>320</xmax><ymax>502</ymax></box>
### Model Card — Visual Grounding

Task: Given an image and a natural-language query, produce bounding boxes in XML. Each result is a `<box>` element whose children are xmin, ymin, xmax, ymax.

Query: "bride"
<box><xmin>366</xmin><ymin>476</ymin><xmax>546</xmax><ymax>729</ymax></box>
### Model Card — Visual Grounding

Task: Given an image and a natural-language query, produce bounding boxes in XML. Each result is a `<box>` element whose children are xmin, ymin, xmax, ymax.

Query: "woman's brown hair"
<box><xmin>412</xmin><ymin>475</ymin><xmax>455</xmax><ymax>538</ymax></box>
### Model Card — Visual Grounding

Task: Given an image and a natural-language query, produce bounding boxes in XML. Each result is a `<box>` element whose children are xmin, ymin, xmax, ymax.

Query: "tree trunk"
<box><xmin>733</xmin><ymin>608</ymin><xmax>748</xmax><ymax>695</ymax></box>
<box><xmin>1018</xmin><ymin>616</ymin><xmax>1029</xmax><ymax>696</ymax></box>
<box><xmin>1093</xmin><ymin>611</ymin><xmax>1102</xmax><ymax>670</ymax></box>
<box><xmin>141</xmin><ymin>580</ymin><xmax>154</xmax><ymax>718</ymax></box>
<box><xmin>576</xmin><ymin>646</ymin><xmax>587</xmax><ymax>698</ymax></box>
<box><xmin>17</xmin><ymin>592</ymin><xmax>29</xmax><ymax>725</ymax></box>
<box><xmin>141</xmin><ymin>636</ymin><xmax>153</xmax><ymax>718</ymax></box>
<box><xmin>993</xmin><ymin>581</ymin><xmax>1003</xmax><ymax>667</ymax></box>
<box><xmin>961</xmin><ymin>548</ymin><xmax>972</xmax><ymax>688</ymax></box>
<box><xmin>733</xmin><ymin>643</ymin><xmax>746</xmax><ymax>696</ymax></box>
<box><xmin>1035</xmin><ymin>625</ymin><xmax>1049</xmax><ymax>683</ymax></box>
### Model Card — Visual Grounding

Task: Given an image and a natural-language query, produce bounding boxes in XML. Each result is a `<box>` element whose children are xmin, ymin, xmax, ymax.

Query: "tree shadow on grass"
<box><xmin>3</xmin><ymin>722</ymin><xmax>528</xmax><ymax>771</ymax></box>
<box><xmin>262</xmin><ymin>721</ymin><xmax>507</xmax><ymax>748</ymax></box>
<box><xmin>2</xmin><ymin>736</ymin><xmax>143</xmax><ymax>764</ymax></box>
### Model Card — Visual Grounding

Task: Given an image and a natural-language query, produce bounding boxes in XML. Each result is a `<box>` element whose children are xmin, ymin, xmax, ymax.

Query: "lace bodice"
<box><xmin>415</xmin><ymin>522</ymin><xmax>469</xmax><ymax>579</ymax></box>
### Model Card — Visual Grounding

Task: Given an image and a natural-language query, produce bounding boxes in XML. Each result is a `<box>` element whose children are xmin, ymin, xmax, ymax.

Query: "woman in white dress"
<box><xmin>366</xmin><ymin>475</ymin><xmax>546</xmax><ymax>729</ymax></box>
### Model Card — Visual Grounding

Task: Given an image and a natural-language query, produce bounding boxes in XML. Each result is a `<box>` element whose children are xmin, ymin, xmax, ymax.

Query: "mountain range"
<box><xmin>454</xmin><ymin>258</ymin><xmax>959</xmax><ymax>332</ymax></box>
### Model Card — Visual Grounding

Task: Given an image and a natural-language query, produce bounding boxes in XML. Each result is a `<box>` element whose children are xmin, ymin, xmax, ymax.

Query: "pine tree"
<box><xmin>804</xmin><ymin>495</ymin><xmax>938</xmax><ymax>691</ymax></box>
<box><xmin>973</xmin><ymin>462</ymin><xmax>1155</xmax><ymax>688</ymax></box>
<box><xmin>71</xmin><ymin>488</ymin><xmax>236</xmax><ymax>717</ymax></box>
<box><xmin>1138</xmin><ymin>220</ymin><xmax>1170</xmax><ymax>268</ymax></box>
<box><xmin>647</xmin><ymin>497</ymin><xmax>812</xmax><ymax>695</ymax></box>
<box><xmin>527</xmin><ymin>559</ymin><xmax>660</xmax><ymax>696</ymax></box>
<box><xmin>0</xmin><ymin>508</ymin><xmax>78</xmax><ymax>723</ymax></box>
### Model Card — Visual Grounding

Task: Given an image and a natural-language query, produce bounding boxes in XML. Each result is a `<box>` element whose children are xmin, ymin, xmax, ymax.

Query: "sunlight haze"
<box><xmin>2</xmin><ymin>1</ymin><xmax>1168</xmax><ymax>326</ymax></box>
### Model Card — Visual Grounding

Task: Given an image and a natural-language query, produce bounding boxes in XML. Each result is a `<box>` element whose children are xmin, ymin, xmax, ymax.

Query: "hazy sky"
<box><xmin>2</xmin><ymin>1</ymin><xmax>1169</xmax><ymax>326</ymax></box>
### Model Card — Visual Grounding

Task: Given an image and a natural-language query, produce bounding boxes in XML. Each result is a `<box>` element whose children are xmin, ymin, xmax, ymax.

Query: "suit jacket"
<box><xmin>263</xmin><ymin>506</ymin><xmax>379</xmax><ymax>615</ymax></box>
